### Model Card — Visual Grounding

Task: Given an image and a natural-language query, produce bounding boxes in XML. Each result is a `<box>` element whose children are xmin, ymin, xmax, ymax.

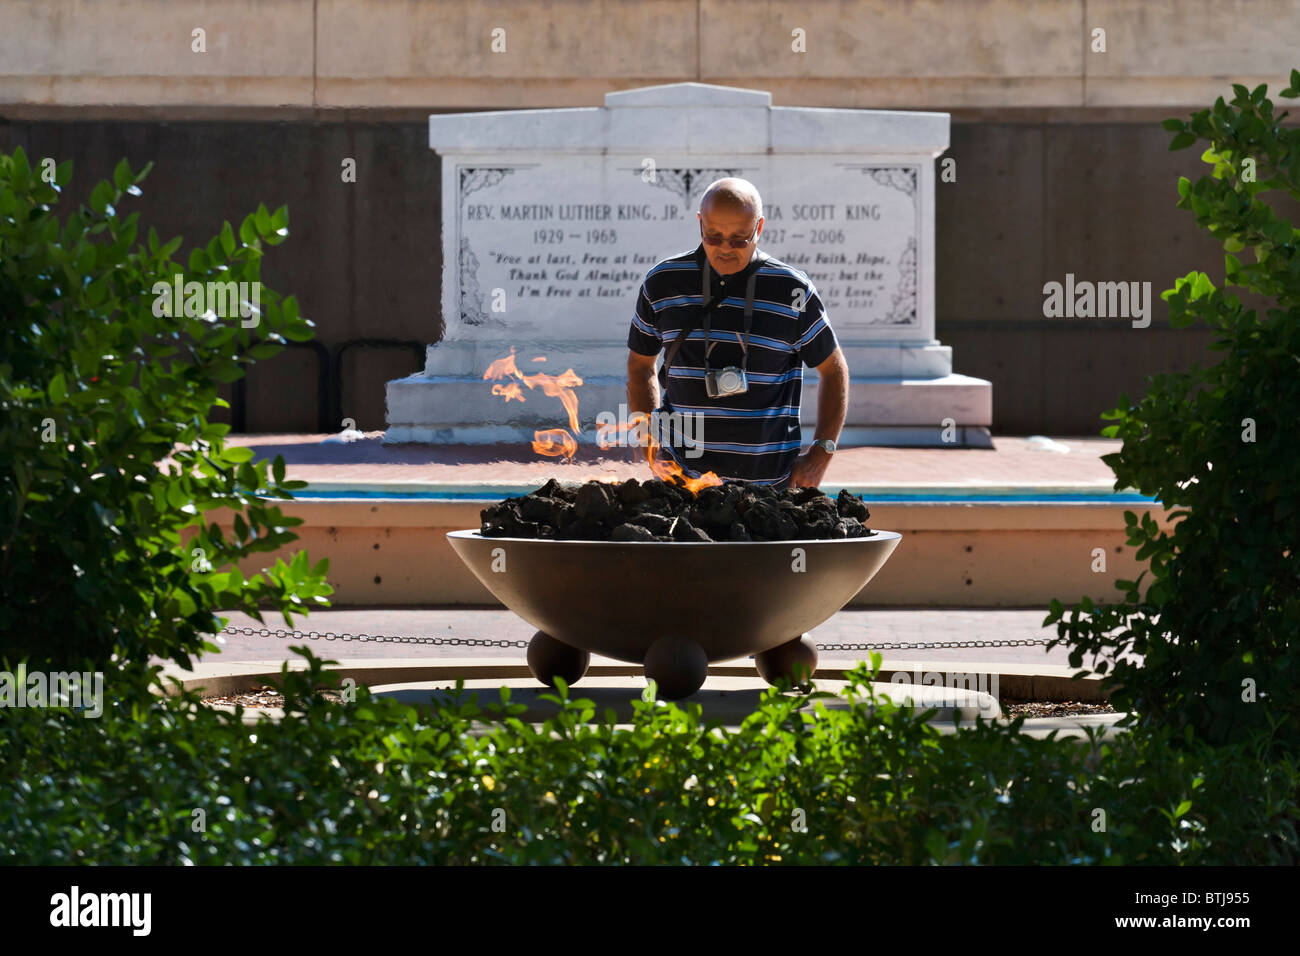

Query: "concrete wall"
<box><xmin>4</xmin><ymin>0</ymin><xmax>1297</xmax><ymax>435</ymax></box>
<box><xmin>3</xmin><ymin>0</ymin><xmax>1296</xmax><ymax>112</ymax></box>
<box><xmin>3</xmin><ymin>113</ymin><xmax>1260</xmax><ymax>434</ymax></box>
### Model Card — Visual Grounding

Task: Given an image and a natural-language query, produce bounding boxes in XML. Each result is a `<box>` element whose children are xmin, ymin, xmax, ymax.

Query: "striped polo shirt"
<box><xmin>626</xmin><ymin>243</ymin><xmax>839</xmax><ymax>487</ymax></box>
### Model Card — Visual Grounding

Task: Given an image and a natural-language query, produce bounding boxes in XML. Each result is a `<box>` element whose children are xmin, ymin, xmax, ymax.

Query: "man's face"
<box><xmin>698</xmin><ymin>205</ymin><xmax>763</xmax><ymax>276</ymax></box>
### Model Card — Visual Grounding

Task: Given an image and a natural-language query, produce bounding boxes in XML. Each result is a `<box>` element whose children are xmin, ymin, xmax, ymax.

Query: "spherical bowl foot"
<box><xmin>755</xmin><ymin>634</ymin><xmax>818</xmax><ymax>687</ymax></box>
<box><xmin>526</xmin><ymin>631</ymin><xmax>590</xmax><ymax>688</ymax></box>
<box><xmin>643</xmin><ymin>635</ymin><xmax>709</xmax><ymax>700</ymax></box>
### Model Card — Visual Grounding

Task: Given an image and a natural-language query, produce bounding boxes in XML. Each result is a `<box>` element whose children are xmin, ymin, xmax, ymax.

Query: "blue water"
<box><xmin>282</xmin><ymin>487</ymin><xmax>1160</xmax><ymax>504</ymax></box>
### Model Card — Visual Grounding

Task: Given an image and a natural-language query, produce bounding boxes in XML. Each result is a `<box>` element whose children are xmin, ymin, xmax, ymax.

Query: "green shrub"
<box><xmin>1047</xmin><ymin>74</ymin><xmax>1300</xmax><ymax>754</ymax></box>
<box><xmin>5</xmin><ymin>72</ymin><xmax>1300</xmax><ymax>865</ymax></box>
<box><xmin>2</xmin><ymin>653</ymin><xmax>1295</xmax><ymax>865</ymax></box>
<box><xmin>0</xmin><ymin>148</ymin><xmax>332</xmax><ymax>674</ymax></box>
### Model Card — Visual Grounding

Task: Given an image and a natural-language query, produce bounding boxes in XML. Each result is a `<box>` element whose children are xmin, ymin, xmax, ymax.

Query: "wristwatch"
<box><xmin>811</xmin><ymin>439</ymin><xmax>837</xmax><ymax>455</ymax></box>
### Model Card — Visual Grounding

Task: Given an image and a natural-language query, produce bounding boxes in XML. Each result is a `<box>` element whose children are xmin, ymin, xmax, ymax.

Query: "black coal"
<box><xmin>480</xmin><ymin>478</ymin><xmax>875</xmax><ymax>542</ymax></box>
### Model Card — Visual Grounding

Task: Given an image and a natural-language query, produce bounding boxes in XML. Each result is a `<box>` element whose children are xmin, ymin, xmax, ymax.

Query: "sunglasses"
<box><xmin>700</xmin><ymin>223</ymin><xmax>759</xmax><ymax>249</ymax></box>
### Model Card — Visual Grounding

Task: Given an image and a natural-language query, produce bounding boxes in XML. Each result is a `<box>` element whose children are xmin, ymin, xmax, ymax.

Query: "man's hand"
<box><xmin>789</xmin><ymin>444</ymin><xmax>833</xmax><ymax>488</ymax></box>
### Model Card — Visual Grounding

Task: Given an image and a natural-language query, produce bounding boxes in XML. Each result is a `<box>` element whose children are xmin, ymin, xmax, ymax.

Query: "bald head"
<box><xmin>699</xmin><ymin>178</ymin><xmax>763</xmax><ymax>220</ymax></box>
<box><xmin>697</xmin><ymin>178</ymin><xmax>764</xmax><ymax>275</ymax></box>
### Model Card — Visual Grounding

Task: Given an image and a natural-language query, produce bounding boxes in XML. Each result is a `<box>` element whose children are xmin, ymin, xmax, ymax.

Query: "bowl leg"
<box><xmin>526</xmin><ymin>631</ymin><xmax>590</xmax><ymax>688</ymax></box>
<box><xmin>643</xmin><ymin>636</ymin><xmax>708</xmax><ymax>700</ymax></box>
<box><xmin>755</xmin><ymin>634</ymin><xmax>818</xmax><ymax>688</ymax></box>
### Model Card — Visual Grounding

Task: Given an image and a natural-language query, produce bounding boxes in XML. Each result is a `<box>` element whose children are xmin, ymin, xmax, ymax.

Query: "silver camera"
<box><xmin>704</xmin><ymin>366</ymin><xmax>748</xmax><ymax>398</ymax></box>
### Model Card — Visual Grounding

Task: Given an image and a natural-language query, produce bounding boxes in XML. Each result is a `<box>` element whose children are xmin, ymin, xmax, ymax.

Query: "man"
<box><xmin>625</xmin><ymin>178</ymin><xmax>849</xmax><ymax>489</ymax></box>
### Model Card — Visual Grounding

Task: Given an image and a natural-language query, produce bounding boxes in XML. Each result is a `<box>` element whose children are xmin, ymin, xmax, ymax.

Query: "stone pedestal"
<box><xmin>386</xmin><ymin>82</ymin><xmax>992</xmax><ymax>447</ymax></box>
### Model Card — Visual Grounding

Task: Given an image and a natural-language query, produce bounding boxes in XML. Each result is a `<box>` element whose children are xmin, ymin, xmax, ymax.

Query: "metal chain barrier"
<box><xmin>221</xmin><ymin>624</ymin><xmax>1052</xmax><ymax>652</ymax></box>
<box><xmin>816</xmin><ymin>638</ymin><xmax>1055</xmax><ymax>650</ymax></box>
<box><xmin>220</xmin><ymin>624</ymin><xmax>528</xmax><ymax>648</ymax></box>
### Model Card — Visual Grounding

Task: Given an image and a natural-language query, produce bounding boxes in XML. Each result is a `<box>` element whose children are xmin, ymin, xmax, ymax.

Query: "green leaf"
<box><xmin>1169</xmin><ymin>131</ymin><xmax>1198</xmax><ymax>151</ymax></box>
<box><xmin>166</xmin><ymin>480</ymin><xmax>190</xmax><ymax>508</ymax></box>
<box><xmin>220</xmin><ymin>221</ymin><xmax>236</xmax><ymax>256</ymax></box>
<box><xmin>282</xmin><ymin>319</ymin><xmax>316</xmax><ymax>342</ymax></box>
<box><xmin>223</xmin><ymin>445</ymin><xmax>256</xmax><ymax>464</ymax></box>
<box><xmin>48</xmin><ymin>373</ymin><xmax>67</xmax><ymax>403</ymax></box>
<box><xmin>160</xmin><ymin>235</ymin><xmax>184</xmax><ymax>260</ymax></box>
<box><xmin>89</xmin><ymin>181</ymin><xmax>114</xmax><ymax>214</ymax></box>
<box><xmin>208</xmin><ymin>363</ymin><xmax>244</xmax><ymax>383</ymax></box>
<box><xmin>113</xmin><ymin>158</ymin><xmax>133</xmax><ymax>191</ymax></box>
<box><xmin>245</xmin><ymin>342</ymin><xmax>282</xmax><ymax>360</ymax></box>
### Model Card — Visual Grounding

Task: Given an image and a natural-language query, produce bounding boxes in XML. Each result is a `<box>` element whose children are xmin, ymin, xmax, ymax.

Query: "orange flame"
<box><xmin>485</xmin><ymin>347</ymin><xmax>584</xmax><ymax>461</ymax></box>
<box><xmin>491</xmin><ymin>382</ymin><xmax>525</xmax><ymax>403</ymax></box>
<box><xmin>598</xmin><ymin>410</ymin><xmax>722</xmax><ymax>494</ymax></box>
<box><xmin>521</xmin><ymin>369</ymin><xmax>583</xmax><ymax>433</ymax></box>
<box><xmin>533</xmin><ymin>428</ymin><xmax>578</xmax><ymax>459</ymax></box>
<box><xmin>484</xmin><ymin>347</ymin><xmax>722</xmax><ymax>491</ymax></box>
<box><xmin>483</xmin><ymin>348</ymin><xmax>524</xmax><ymax>382</ymax></box>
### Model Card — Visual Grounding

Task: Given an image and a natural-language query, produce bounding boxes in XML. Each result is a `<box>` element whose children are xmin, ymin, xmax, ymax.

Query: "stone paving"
<box><xmin>175</xmin><ymin>433</ymin><xmax>1128</xmax><ymax>687</ymax></box>
<box><xmin>227</xmin><ymin>432</ymin><xmax>1124</xmax><ymax>490</ymax></box>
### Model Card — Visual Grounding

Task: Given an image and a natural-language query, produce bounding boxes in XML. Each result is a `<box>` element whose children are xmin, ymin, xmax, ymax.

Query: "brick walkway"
<box><xmin>228</xmin><ymin>433</ymin><xmax>1123</xmax><ymax>489</ymax></box>
<box><xmin>189</xmin><ymin>434</ymin><xmax>1127</xmax><ymax>675</ymax></box>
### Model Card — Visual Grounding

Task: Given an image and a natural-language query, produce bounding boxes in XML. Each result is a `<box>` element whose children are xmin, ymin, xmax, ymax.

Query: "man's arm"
<box><xmin>789</xmin><ymin>346</ymin><xmax>849</xmax><ymax>488</ymax></box>
<box><xmin>627</xmin><ymin>350</ymin><xmax>660</xmax><ymax>416</ymax></box>
<box><xmin>811</xmin><ymin>346</ymin><xmax>849</xmax><ymax>443</ymax></box>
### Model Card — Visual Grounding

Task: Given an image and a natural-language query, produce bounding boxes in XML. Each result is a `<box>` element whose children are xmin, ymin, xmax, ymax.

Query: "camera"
<box><xmin>705</xmin><ymin>366</ymin><xmax>748</xmax><ymax>398</ymax></box>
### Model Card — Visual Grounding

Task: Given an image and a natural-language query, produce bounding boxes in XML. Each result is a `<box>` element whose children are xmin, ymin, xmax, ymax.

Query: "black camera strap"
<box><xmin>658</xmin><ymin>251</ymin><xmax>768</xmax><ymax>390</ymax></box>
<box><xmin>702</xmin><ymin>251</ymin><xmax>766</xmax><ymax>373</ymax></box>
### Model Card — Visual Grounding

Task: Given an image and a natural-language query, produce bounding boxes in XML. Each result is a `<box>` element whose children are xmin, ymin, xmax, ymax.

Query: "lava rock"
<box><xmin>534</xmin><ymin>478</ymin><xmax>580</xmax><ymax>502</ymax></box>
<box><xmin>611</xmin><ymin>523</ymin><xmax>656</xmax><ymax>542</ymax></box>
<box><xmin>631</xmin><ymin>496</ymin><xmax>673</xmax><ymax>518</ymax></box>
<box><xmin>480</xmin><ymin>478</ymin><xmax>874</xmax><ymax>542</ymax></box>
<box><xmin>693</xmin><ymin>483</ymin><xmax>743</xmax><ymax>527</ymax></box>
<box><xmin>517</xmin><ymin>495</ymin><xmax>558</xmax><ymax>522</ymax></box>
<box><xmin>742</xmin><ymin>498</ymin><xmax>784</xmax><ymax>539</ymax></box>
<box><xmin>629</xmin><ymin>513</ymin><xmax>674</xmax><ymax>536</ymax></box>
<box><xmin>836</xmin><ymin>489</ymin><xmax>871</xmax><ymax>522</ymax></box>
<box><xmin>574</xmin><ymin>482</ymin><xmax>616</xmax><ymax>522</ymax></box>
<box><xmin>790</xmin><ymin>485</ymin><xmax>825</xmax><ymax>505</ymax></box>
<box><xmin>834</xmin><ymin>517</ymin><xmax>868</xmax><ymax>538</ymax></box>
<box><xmin>672</xmin><ymin>517</ymin><xmax>713</xmax><ymax>543</ymax></box>
<box><xmin>615</xmin><ymin>478</ymin><xmax>650</xmax><ymax>505</ymax></box>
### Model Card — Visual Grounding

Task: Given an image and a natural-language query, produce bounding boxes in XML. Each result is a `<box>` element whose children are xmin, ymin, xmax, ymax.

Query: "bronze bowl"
<box><xmin>446</xmin><ymin>530</ymin><xmax>902</xmax><ymax>699</ymax></box>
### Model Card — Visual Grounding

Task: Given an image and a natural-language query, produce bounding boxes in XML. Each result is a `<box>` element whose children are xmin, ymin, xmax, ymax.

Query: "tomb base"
<box><xmin>384</xmin><ymin>338</ymin><xmax>992</xmax><ymax>448</ymax></box>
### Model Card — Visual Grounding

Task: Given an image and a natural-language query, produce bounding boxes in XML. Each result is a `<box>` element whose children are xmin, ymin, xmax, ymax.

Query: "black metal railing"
<box><xmin>231</xmin><ymin>338</ymin><xmax>425</xmax><ymax>432</ymax></box>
